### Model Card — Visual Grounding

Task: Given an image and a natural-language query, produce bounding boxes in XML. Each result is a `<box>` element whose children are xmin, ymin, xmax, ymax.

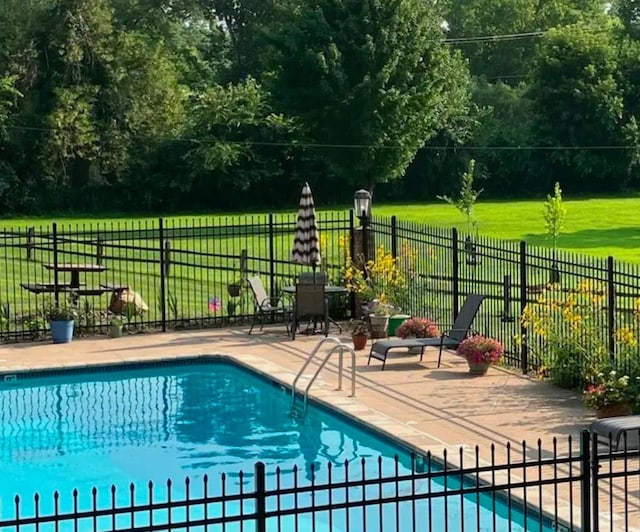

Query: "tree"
<box><xmin>268</xmin><ymin>0</ymin><xmax>473</xmax><ymax>189</ymax></box>
<box><xmin>438</xmin><ymin>159</ymin><xmax>482</xmax><ymax>234</ymax></box>
<box><xmin>444</xmin><ymin>0</ymin><xmax>608</xmax><ymax>81</ymax></box>
<box><xmin>613</xmin><ymin>0</ymin><xmax>640</xmax><ymax>39</ymax></box>
<box><xmin>543</xmin><ymin>181</ymin><xmax>567</xmax><ymax>283</ymax></box>
<box><xmin>529</xmin><ymin>20</ymin><xmax>640</xmax><ymax>192</ymax></box>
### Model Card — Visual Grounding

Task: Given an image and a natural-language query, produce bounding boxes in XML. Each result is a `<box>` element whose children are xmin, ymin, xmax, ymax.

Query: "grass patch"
<box><xmin>2</xmin><ymin>197</ymin><xmax>640</xmax><ymax>262</ymax></box>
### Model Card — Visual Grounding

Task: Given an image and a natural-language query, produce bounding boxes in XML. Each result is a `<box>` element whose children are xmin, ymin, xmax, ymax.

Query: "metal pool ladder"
<box><xmin>291</xmin><ymin>337</ymin><xmax>356</xmax><ymax>411</ymax></box>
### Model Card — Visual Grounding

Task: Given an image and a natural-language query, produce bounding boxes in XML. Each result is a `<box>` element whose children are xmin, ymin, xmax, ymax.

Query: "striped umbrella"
<box><xmin>291</xmin><ymin>182</ymin><xmax>321</xmax><ymax>268</ymax></box>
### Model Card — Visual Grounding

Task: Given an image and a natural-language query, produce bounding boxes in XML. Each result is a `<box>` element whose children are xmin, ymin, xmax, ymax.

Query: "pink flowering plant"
<box><xmin>457</xmin><ymin>335</ymin><xmax>504</xmax><ymax>364</ymax></box>
<box><xmin>396</xmin><ymin>317</ymin><xmax>441</xmax><ymax>339</ymax></box>
<box><xmin>583</xmin><ymin>371</ymin><xmax>637</xmax><ymax>410</ymax></box>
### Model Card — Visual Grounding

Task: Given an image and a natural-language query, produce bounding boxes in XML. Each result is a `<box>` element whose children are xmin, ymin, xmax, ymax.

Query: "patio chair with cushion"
<box><xmin>367</xmin><ymin>294</ymin><xmax>485</xmax><ymax>370</ymax></box>
<box><xmin>291</xmin><ymin>283</ymin><xmax>329</xmax><ymax>340</ymax></box>
<box><xmin>247</xmin><ymin>276</ymin><xmax>291</xmax><ymax>335</ymax></box>
<box><xmin>297</xmin><ymin>271</ymin><xmax>328</xmax><ymax>285</ymax></box>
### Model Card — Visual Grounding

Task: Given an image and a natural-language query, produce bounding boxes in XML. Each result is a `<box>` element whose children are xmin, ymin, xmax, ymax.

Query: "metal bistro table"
<box><xmin>282</xmin><ymin>285</ymin><xmax>348</xmax><ymax>334</ymax></box>
<box><xmin>43</xmin><ymin>263</ymin><xmax>107</xmax><ymax>289</ymax></box>
<box><xmin>21</xmin><ymin>263</ymin><xmax>109</xmax><ymax>299</ymax></box>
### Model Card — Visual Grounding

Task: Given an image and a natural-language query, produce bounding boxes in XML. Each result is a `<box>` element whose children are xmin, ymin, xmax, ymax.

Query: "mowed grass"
<box><xmin>2</xmin><ymin>196</ymin><xmax>640</xmax><ymax>263</ymax></box>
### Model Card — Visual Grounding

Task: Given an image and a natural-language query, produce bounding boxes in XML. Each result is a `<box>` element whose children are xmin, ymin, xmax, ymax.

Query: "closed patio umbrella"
<box><xmin>291</xmin><ymin>182</ymin><xmax>321</xmax><ymax>270</ymax></box>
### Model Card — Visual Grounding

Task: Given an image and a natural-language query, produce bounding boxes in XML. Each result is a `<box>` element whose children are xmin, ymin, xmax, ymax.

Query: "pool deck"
<box><xmin>0</xmin><ymin>326</ymin><xmax>634</xmax><ymax>530</ymax></box>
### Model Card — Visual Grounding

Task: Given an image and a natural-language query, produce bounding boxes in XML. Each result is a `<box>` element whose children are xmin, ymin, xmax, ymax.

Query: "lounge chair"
<box><xmin>247</xmin><ymin>276</ymin><xmax>291</xmax><ymax>335</ymax></box>
<box><xmin>367</xmin><ymin>294</ymin><xmax>485</xmax><ymax>370</ymax></box>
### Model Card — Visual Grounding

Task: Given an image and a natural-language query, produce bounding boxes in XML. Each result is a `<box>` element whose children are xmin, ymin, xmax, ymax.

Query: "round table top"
<box><xmin>283</xmin><ymin>285</ymin><xmax>348</xmax><ymax>294</ymax></box>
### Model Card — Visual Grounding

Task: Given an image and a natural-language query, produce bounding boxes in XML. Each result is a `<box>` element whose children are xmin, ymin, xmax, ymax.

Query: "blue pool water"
<box><xmin>0</xmin><ymin>360</ymin><xmax>554</xmax><ymax>531</ymax></box>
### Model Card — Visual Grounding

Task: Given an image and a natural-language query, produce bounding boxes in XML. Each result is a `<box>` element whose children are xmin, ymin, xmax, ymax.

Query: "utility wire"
<box><xmin>441</xmin><ymin>25</ymin><xmax>611</xmax><ymax>45</ymax></box>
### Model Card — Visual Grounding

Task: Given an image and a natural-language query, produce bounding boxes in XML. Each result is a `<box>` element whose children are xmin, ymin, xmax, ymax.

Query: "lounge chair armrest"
<box><xmin>260</xmin><ymin>296</ymin><xmax>287</xmax><ymax>309</ymax></box>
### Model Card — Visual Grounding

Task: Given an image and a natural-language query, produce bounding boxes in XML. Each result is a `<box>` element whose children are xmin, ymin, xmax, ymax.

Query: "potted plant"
<box><xmin>396</xmin><ymin>317</ymin><xmax>441</xmax><ymax>339</ymax></box>
<box><xmin>227</xmin><ymin>278</ymin><xmax>243</xmax><ymax>298</ymax></box>
<box><xmin>109</xmin><ymin>315</ymin><xmax>124</xmax><ymax>338</ymax></box>
<box><xmin>349</xmin><ymin>319</ymin><xmax>369</xmax><ymax>351</ymax></box>
<box><xmin>396</xmin><ymin>317</ymin><xmax>441</xmax><ymax>354</ymax></box>
<box><xmin>44</xmin><ymin>300</ymin><xmax>79</xmax><ymax>344</ymax></box>
<box><xmin>584</xmin><ymin>371</ymin><xmax>636</xmax><ymax>418</ymax></box>
<box><xmin>456</xmin><ymin>335</ymin><xmax>504</xmax><ymax>375</ymax></box>
<box><xmin>367</xmin><ymin>301</ymin><xmax>395</xmax><ymax>339</ymax></box>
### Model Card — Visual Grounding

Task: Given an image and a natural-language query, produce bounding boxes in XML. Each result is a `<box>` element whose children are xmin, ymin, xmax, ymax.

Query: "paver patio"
<box><xmin>0</xmin><ymin>326</ymin><xmax>633</xmax><ymax>530</ymax></box>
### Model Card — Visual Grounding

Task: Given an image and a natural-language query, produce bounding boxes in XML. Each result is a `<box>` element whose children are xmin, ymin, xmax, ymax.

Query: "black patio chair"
<box><xmin>291</xmin><ymin>283</ymin><xmax>329</xmax><ymax>340</ymax></box>
<box><xmin>297</xmin><ymin>271</ymin><xmax>328</xmax><ymax>285</ymax></box>
<box><xmin>367</xmin><ymin>294</ymin><xmax>485</xmax><ymax>370</ymax></box>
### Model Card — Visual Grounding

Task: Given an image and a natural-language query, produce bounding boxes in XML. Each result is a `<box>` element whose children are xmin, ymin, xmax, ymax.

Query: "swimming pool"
<box><xmin>0</xmin><ymin>359</ymin><xmax>554</xmax><ymax>531</ymax></box>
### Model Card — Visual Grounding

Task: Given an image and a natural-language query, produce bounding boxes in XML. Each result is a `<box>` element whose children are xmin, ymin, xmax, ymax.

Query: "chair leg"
<box><xmin>259</xmin><ymin>312</ymin><xmax>265</xmax><ymax>331</ymax></box>
<box><xmin>249</xmin><ymin>314</ymin><xmax>256</xmax><ymax>334</ymax></box>
<box><xmin>437</xmin><ymin>343</ymin><xmax>444</xmax><ymax>367</ymax></box>
<box><xmin>291</xmin><ymin>316</ymin><xmax>297</xmax><ymax>340</ymax></box>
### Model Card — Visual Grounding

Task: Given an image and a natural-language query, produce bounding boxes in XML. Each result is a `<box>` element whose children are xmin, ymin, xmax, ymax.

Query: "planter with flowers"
<box><xmin>44</xmin><ymin>299</ymin><xmax>79</xmax><ymax>344</ymax></box>
<box><xmin>584</xmin><ymin>371</ymin><xmax>636</xmax><ymax>418</ymax></box>
<box><xmin>457</xmin><ymin>335</ymin><xmax>504</xmax><ymax>375</ymax></box>
<box><xmin>396</xmin><ymin>317</ymin><xmax>441</xmax><ymax>354</ymax></box>
<box><xmin>366</xmin><ymin>301</ymin><xmax>395</xmax><ymax>339</ymax></box>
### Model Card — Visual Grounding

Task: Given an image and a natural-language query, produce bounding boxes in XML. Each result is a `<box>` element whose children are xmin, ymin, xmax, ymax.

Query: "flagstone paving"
<box><xmin>0</xmin><ymin>327</ymin><xmax>632</xmax><ymax>529</ymax></box>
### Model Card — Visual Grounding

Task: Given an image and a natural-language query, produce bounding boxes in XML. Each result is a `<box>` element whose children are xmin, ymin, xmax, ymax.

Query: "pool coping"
<box><xmin>0</xmin><ymin>351</ymin><xmax>577</xmax><ymax>530</ymax></box>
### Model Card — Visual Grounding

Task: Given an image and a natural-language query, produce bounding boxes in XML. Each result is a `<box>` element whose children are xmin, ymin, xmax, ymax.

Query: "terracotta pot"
<box><xmin>467</xmin><ymin>360</ymin><xmax>491</xmax><ymax>375</ymax></box>
<box><xmin>596</xmin><ymin>402</ymin><xmax>633</xmax><ymax>419</ymax></box>
<box><xmin>352</xmin><ymin>333</ymin><xmax>368</xmax><ymax>351</ymax></box>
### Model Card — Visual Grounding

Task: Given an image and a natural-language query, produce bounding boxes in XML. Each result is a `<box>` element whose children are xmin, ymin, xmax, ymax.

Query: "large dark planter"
<box><xmin>50</xmin><ymin>320</ymin><xmax>74</xmax><ymax>344</ymax></box>
<box><xmin>596</xmin><ymin>402</ymin><xmax>633</xmax><ymax>419</ymax></box>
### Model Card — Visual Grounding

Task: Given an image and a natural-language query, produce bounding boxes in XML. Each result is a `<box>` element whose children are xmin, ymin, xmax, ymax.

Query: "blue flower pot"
<box><xmin>50</xmin><ymin>320</ymin><xmax>74</xmax><ymax>344</ymax></box>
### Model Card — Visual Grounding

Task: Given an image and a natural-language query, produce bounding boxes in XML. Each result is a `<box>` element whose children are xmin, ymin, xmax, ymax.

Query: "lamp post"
<box><xmin>353</xmin><ymin>189</ymin><xmax>372</xmax><ymax>265</ymax></box>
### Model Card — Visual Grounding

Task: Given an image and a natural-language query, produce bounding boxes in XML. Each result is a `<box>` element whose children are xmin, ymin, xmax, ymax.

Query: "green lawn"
<box><xmin>376</xmin><ymin>197</ymin><xmax>640</xmax><ymax>264</ymax></box>
<box><xmin>2</xmin><ymin>196</ymin><xmax>640</xmax><ymax>263</ymax></box>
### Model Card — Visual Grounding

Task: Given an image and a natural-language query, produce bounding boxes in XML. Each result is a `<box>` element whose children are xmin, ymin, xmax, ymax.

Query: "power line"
<box><xmin>6</xmin><ymin>124</ymin><xmax>640</xmax><ymax>152</ymax></box>
<box><xmin>443</xmin><ymin>30</ymin><xmax>545</xmax><ymax>44</ymax></box>
<box><xmin>441</xmin><ymin>25</ymin><xmax>612</xmax><ymax>45</ymax></box>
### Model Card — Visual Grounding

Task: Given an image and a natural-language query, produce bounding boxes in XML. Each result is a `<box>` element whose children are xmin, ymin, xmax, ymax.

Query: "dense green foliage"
<box><xmin>1</xmin><ymin>0</ymin><xmax>639</xmax><ymax>214</ymax></box>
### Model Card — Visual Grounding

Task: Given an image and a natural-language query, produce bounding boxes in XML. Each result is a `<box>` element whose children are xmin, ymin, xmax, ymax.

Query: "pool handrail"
<box><xmin>291</xmin><ymin>337</ymin><xmax>356</xmax><ymax>408</ymax></box>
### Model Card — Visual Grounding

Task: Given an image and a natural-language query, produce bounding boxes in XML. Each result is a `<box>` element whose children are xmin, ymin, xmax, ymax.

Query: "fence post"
<box><xmin>159</xmin><ymin>218</ymin><xmax>167</xmax><ymax>332</ymax></box>
<box><xmin>501</xmin><ymin>275</ymin><xmax>514</xmax><ymax>323</ymax></box>
<box><xmin>52</xmin><ymin>222</ymin><xmax>59</xmax><ymax>306</ymax></box>
<box><xmin>349</xmin><ymin>210</ymin><xmax>356</xmax><ymax>319</ymax></box>
<box><xmin>96</xmin><ymin>236</ymin><xmax>104</xmax><ymax>266</ymax></box>
<box><xmin>391</xmin><ymin>216</ymin><xmax>397</xmax><ymax>258</ymax></box>
<box><xmin>580</xmin><ymin>429</ymin><xmax>592</xmax><ymax>532</ymax></box>
<box><xmin>590</xmin><ymin>431</ymin><xmax>600</xmax><ymax>530</ymax></box>
<box><xmin>163</xmin><ymin>240</ymin><xmax>172</xmax><ymax>278</ymax></box>
<box><xmin>268</xmin><ymin>214</ymin><xmax>275</xmax><ymax>300</ymax></box>
<box><xmin>26</xmin><ymin>226</ymin><xmax>35</xmax><ymax>261</ymax></box>
<box><xmin>254</xmin><ymin>461</ymin><xmax>267</xmax><ymax>532</ymax></box>
<box><xmin>452</xmin><ymin>228</ymin><xmax>459</xmax><ymax>320</ymax></box>
<box><xmin>519</xmin><ymin>241</ymin><xmax>528</xmax><ymax>375</ymax></box>
<box><xmin>607</xmin><ymin>256</ymin><xmax>615</xmax><ymax>363</ymax></box>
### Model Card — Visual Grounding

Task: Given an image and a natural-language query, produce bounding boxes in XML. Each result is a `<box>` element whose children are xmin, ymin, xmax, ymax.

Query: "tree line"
<box><xmin>0</xmin><ymin>0</ymin><xmax>639</xmax><ymax>214</ymax></box>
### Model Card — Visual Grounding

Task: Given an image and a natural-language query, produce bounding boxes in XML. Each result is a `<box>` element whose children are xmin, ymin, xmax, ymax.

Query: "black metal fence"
<box><xmin>1</xmin><ymin>430</ymin><xmax>640</xmax><ymax>531</ymax></box>
<box><xmin>2</xmin><ymin>213</ymin><xmax>640</xmax><ymax>381</ymax></box>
